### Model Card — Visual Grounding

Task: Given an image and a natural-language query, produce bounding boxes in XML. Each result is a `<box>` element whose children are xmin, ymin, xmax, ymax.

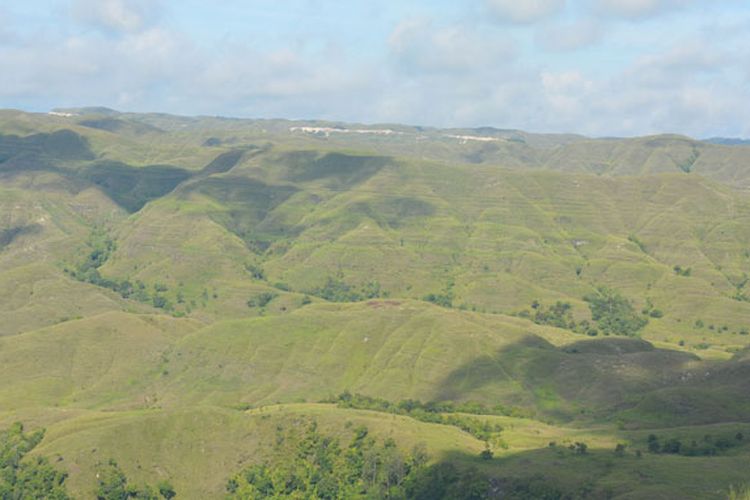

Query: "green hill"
<box><xmin>2</xmin><ymin>109</ymin><xmax>750</xmax><ymax>498</ymax></box>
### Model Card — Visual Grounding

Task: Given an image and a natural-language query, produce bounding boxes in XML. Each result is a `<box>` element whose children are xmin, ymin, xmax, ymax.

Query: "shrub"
<box><xmin>244</xmin><ymin>263</ymin><xmax>265</xmax><ymax>280</ymax></box>
<box><xmin>424</xmin><ymin>293</ymin><xmax>453</xmax><ymax>308</ymax></box>
<box><xmin>584</xmin><ymin>287</ymin><xmax>648</xmax><ymax>336</ymax></box>
<box><xmin>247</xmin><ymin>292</ymin><xmax>278</xmax><ymax>308</ymax></box>
<box><xmin>674</xmin><ymin>265</ymin><xmax>692</xmax><ymax>277</ymax></box>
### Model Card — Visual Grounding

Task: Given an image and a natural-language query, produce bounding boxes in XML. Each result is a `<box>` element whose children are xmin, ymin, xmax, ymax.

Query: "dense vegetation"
<box><xmin>0</xmin><ymin>423</ymin><xmax>175</xmax><ymax>500</ymax></box>
<box><xmin>65</xmin><ymin>228</ymin><xmax>177</xmax><ymax>313</ymax></box>
<box><xmin>583</xmin><ymin>288</ymin><xmax>648</xmax><ymax>337</ymax></box>
<box><xmin>0</xmin><ymin>423</ymin><xmax>69</xmax><ymax>499</ymax></box>
<box><xmin>95</xmin><ymin>460</ymin><xmax>175</xmax><ymax>500</ymax></box>
<box><xmin>330</xmin><ymin>392</ymin><xmax>507</xmax><ymax>442</ymax></box>
<box><xmin>226</xmin><ymin>421</ymin><xmax>427</xmax><ymax>499</ymax></box>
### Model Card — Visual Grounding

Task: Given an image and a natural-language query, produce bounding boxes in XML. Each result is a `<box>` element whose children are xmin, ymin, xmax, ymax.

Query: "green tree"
<box><xmin>584</xmin><ymin>287</ymin><xmax>648</xmax><ymax>336</ymax></box>
<box><xmin>0</xmin><ymin>422</ymin><xmax>70</xmax><ymax>500</ymax></box>
<box><xmin>95</xmin><ymin>460</ymin><xmax>175</xmax><ymax>500</ymax></box>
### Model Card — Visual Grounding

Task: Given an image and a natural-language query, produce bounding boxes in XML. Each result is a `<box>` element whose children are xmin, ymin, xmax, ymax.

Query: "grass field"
<box><xmin>2</xmin><ymin>108</ymin><xmax>750</xmax><ymax>498</ymax></box>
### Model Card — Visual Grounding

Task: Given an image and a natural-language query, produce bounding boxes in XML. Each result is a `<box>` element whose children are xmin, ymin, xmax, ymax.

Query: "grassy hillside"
<box><xmin>2</xmin><ymin>108</ymin><xmax>750</xmax><ymax>498</ymax></box>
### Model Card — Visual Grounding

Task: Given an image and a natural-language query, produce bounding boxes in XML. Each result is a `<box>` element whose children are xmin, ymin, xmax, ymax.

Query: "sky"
<box><xmin>1</xmin><ymin>0</ymin><xmax>749</xmax><ymax>137</ymax></box>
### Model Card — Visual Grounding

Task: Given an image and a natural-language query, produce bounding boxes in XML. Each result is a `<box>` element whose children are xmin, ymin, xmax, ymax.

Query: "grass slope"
<box><xmin>2</xmin><ymin>109</ymin><xmax>750</xmax><ymax>498</ymax></box>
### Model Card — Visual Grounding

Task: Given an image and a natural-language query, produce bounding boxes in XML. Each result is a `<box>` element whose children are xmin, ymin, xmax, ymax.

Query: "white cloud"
<box><xmin>486</xmin><ymin>0</ymin><xmax>566</xmax><ymax>23</ymax></box>
<box><xmin>0</xmin><ymin>7</ymin><xmax>14</xmax><ymax>42</ymax></box>
<box><xmin>535</xmin><ymin>18</ymin><xmax>602</xmax><ymax>51</ymax></box>
<box><xmin>71</xmin><ymin>0</ymin><xmax>159</xmax><ymax>34</ymax></box>
<box><xmin>628</xmin><ymin>41</ymin><xmax>727</xmax><ymax>87</ymax></box>
<box><xmin>389</xmin><ymin>18</ymin><xmax>515</xmax><ymax>74</ymax></box>
<box><xmin>594</xmin><ymin>0</ymin><xmax>695</xmax><ymax>19</ymax></box>
<box><xmin>1</xmin><ymin>1</ymin><xmax>748</xmax><ymax>138</ymax></box>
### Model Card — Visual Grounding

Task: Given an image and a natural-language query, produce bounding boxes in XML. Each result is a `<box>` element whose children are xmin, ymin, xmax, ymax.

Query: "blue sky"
<box><xmin>1</xmin><ymin>0</ymin><xmax>749</xmax><ymax>137</ymax></box>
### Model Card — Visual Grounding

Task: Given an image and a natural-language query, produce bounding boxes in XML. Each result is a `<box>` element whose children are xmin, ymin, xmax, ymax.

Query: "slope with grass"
<box><xmin>2</xmin><ymin>108</ymin><xmax>750</xmax><ymax>498</ymax></box>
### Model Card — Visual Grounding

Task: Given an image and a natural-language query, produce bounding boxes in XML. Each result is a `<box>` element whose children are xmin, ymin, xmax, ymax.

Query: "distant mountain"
<box><xmin>704</xmin><ymin>137</ymin><xmax>750</xmax><ymax>146</ymax></box>
<box><xmin>50</xmin><ymin>106</ymin><xmax>121</xmax><ymax>116</ymax></box>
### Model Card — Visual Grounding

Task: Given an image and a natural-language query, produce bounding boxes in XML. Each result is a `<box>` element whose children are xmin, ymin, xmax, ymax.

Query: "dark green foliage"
<box><xmin>648</xmin><ymin>434</ymin><xmax>660</xmax><ymax>453</ymax></box>
<box><xmin>311</xmin><ymin>277</ymin><xmax>382</xmax><ymax>303</ymax></box>
<box><xmin>244</xmin><ymin>263</ymin><xmax>266</xmax><ymax>280</ymax></box>
<box><xmin>151</xmin><ymin>295</ymin><xmax>171</xmax><ymax>310</ymax></box>
<box><xmin>673</xmin><ymin>265</ymin><xmax>692</xmax><ymax>277</ymax></box>
<box><xmin>573</xmin><ymin>442</ymin><xmax>588</xmax><ymax>455</ymax></box>
<box><xmin>157</xmin><ymin>481</ymin><xmax>176</xmax><ymax>500</ymax></box>
<box><xmin>523</xmin><ymin>301</ymin><xmax>598</xmax><ymax>336</ymax></box>
<box><xmin>95</xmin><ymin>460</ymin><xmax>175</xmax><ymax>500</ymax></box>
<box><xmin>67</xmin><ymin>229</ymin><xmax>176</xmax><ymax>312</ymax></box>
<box><xmin>678</xmin><ymin>148</ymin><xmax>699</xmax><ymax>173</ymax></box>
<box><xmin>424</xmin><ymin>293</ymin><xmax>453</xmax><ymax>308</ymax></box>
<box><xmin>331</xmin><ymin>393</ymin><xmax>505</xmax><ymax>441</ymax></box>
<box><xmin>226</xmin><ymin>421</ymin><xmax>424</xmax><ymax>499</ymax></box>
<box><xmin>628</xmin><ymin>234</ymin><xmax>647</xmax><ymax>253</ymax></box>
<box><xmin>530</xmin><ymin>301</ymin><xmax>574</xmax><ymax>329</ymax></box>
<box><xmin>0</xmin><ymin>422</ymin><xmax>70</xmax><ymax>499</ymax></box>
<box><xmin>644</xmin><ymin>433</ymin><xmax>743</xmax><ymax>457</ymax></box>
<box><xmin>424</xmin><ymin>279</ymin><xmax>455</xmax><ymax>308</ymax></box>
<box><xmin>584</xmin><ymin>287</ymin><xmax>648</xmax><ymax>337</ymax></box>
<box><xmin>247</xmin><ymin>292</ymin><xmax>278</xmax><ymax>308</ymax></box>
<box><xmin>315</xmin><ymin>277</ymin><xmax>358</xmax><ymax>302</ymax></box>
<box><xmin>614</xmin><ymin>443</ymin><xmax>627</xmax><ymax>457</ymax></box>
<box><xmin>661</xmin><ymin>438</ymin><xmax>682</xmax><ymax>454</ymax></box>
<box><xmin>95</xmin><ymin>460</ymin><xmax>129</xmax><ymax>500</ymax></box>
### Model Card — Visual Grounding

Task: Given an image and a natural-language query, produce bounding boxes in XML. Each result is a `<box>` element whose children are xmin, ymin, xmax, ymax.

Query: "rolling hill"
<box><xmin>2</xmin><ymin>108</ymin><xmax>750</xmax><ymax>498</ymax></box>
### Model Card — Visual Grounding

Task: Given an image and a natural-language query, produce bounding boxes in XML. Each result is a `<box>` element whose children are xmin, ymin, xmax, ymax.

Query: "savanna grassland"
<box><xmin>1</xmin><ymin>107</ymin><xmax>750</xmax><ymax>499</ymax></box>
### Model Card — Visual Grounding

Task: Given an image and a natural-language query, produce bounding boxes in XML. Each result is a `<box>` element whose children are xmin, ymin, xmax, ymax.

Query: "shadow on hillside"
<box><xmin>78</xmin><ymin>117</ymin><xmax>164</xmax><ymax>135</ymax></box>
<box><xmin>348</xmin><ymin>196</ymin><xmax>436</xmax><ymax>229</ymax></box>
<box><xmin>0</xmin><ymin>224</ymin><xmax>42</xmax><ymax>249</ymax></box>
<box><xmin>198</xmin><ymin>149</ymin><xmax>247</xmax><ymax>176</ymax></box>
<box><xmin>182</xmin><ymin>175</ymin><xmax>300</xmax><ymax>251</ymax></box>
<box><xmin>431</xmin><ymin>335</ymin><xmax>750</xmax><ymax>426</ymax></box>
<box><xmin>406</xmin><ymin>443</ymin><xmax>745</xmax><ymax>500</ymax></box>
<box><xmin>81</xmin><ymin>161</ymin><xmax>192</xmax><ymax>212</ymax></box>
<box><xmin>0</xmin><ymin>130</ymin><xmax>95</xmax><ymax>164</ymax></box>
<box><xmin>282</xmin><ymin>151</ymin><xmax>391</xmax><ymax>188</ymax></box>
<box><xmin>407</xmin><ymin>449</ymin><xmax>599</xmax><ymax>499</ymax></box>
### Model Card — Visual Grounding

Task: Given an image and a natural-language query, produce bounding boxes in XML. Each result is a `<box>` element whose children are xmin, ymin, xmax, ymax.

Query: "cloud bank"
<box><xmin>0</xmin><ymin>0</ymin><xmax>748</xmax><ymax>137</ymax></box>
